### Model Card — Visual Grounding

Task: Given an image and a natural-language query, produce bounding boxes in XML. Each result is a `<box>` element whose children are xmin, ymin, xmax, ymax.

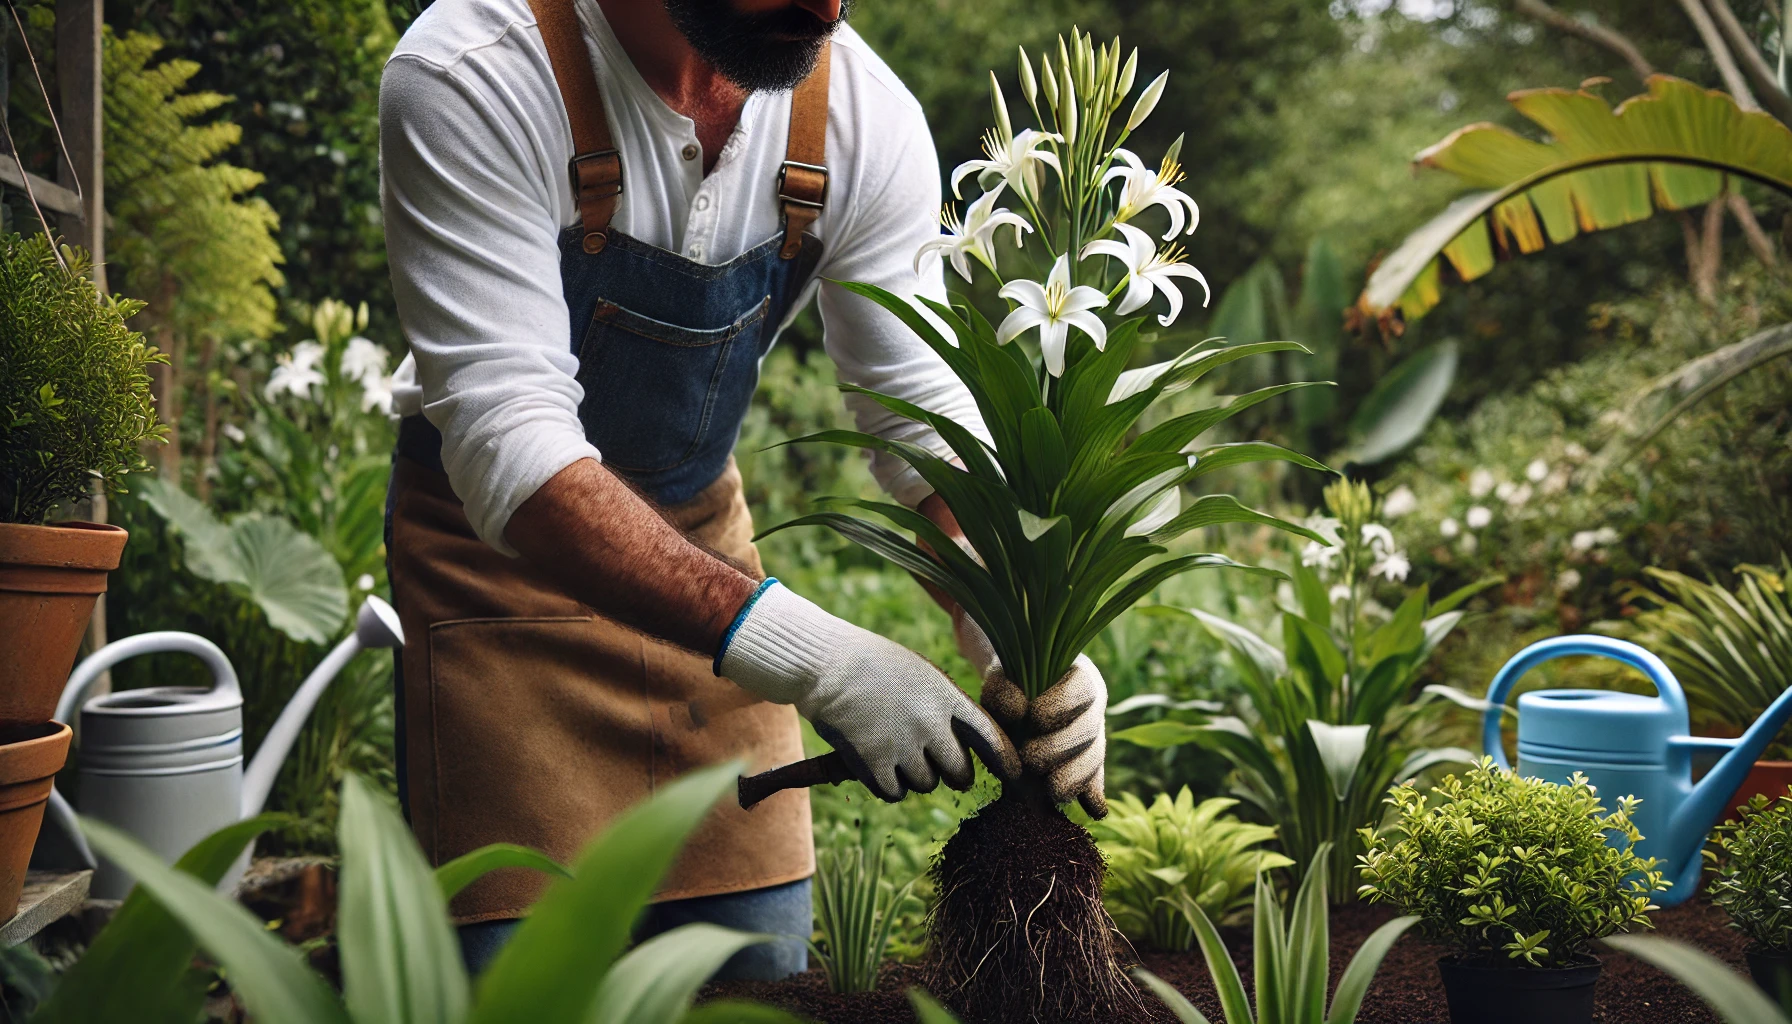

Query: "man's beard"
<box><xmin>662</xmin><ymin>0</ymin><xmax>850</xmax><ymax>92</ymax></box>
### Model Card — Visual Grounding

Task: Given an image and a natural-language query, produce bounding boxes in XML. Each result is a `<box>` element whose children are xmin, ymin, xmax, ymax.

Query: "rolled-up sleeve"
<box><xmin>381</xmin><ymin>54</ymin><xmax>598</xmax><ymax>555</ymax></box>
<box><xmin>815</xmin><ymin>93</ymin><xmax>989</xmax><ymax>508</ymax></box>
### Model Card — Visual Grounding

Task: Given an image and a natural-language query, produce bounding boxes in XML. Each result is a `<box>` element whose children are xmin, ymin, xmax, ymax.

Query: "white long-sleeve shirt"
<box><xmin>381</xmin><ymin>0</ymin><xmax>983</xmax><ymax>554</ymax></box>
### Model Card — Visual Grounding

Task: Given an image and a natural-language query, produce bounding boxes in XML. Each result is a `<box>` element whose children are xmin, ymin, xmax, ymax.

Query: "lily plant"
<box><xmin>764</xmin><ymin>29</ymin><xmax>1333</xmax><ymax>1024</ymax></box>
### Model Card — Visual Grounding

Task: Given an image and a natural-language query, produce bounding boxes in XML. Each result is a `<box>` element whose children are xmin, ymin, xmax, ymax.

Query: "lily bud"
<box><xmin>1041</xmin><ymin>55</ymin><xmax>1058</xmax><ymax>109</ymax></box>
<box><xmin>1125</xmin><ymin>70</ymin><xmax>1168</xmax><ymax>132</ymax></box>
<box><xmin>989</xmin><ymin>72</ymin><xmax>1013</xmax><ymax>145</ymax></box>
<box><xmin>1062</xmin><ymin>73</ymin><xmax>1078</xmax><ymax>145</ymax></box>
<box><xmin>1164</xmin><ymin>132</ymin><xmax>1184</xmax><ymax>169</ymax></box>
<box><xmin>1018</xmin><ymin>47</ymin><xmax>1037</xmax><ymax>109</ymax></box>
<box><xmin>1118</xmin><ymin>48</ymin><xmax>1138</xmax><ymax>100</ymax></box>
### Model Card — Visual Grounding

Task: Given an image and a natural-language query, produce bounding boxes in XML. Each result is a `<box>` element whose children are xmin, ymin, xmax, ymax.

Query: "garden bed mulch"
<box><xmin>702</xmin><ymin>897</ymin><xmax>1750</xmax><ymax>1023</ymax></box>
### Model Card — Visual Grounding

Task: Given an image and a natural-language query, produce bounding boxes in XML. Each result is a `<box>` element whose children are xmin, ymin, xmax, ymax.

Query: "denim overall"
<box><xmin>386</xmin><ymin>0</ymin><xmax>832</xmax><ymax>981</ymax></box>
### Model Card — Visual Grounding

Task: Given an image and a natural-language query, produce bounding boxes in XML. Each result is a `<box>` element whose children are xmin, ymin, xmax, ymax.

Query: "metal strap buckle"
<box><xmin>569</xmin><ymin>149</ymin><xmax>623</xmax><ymax>202</ymax></box>
<box><xmin>776</xmin><ymin>159</ymin><xmax>828</xmax><ymax>209</ymax></box>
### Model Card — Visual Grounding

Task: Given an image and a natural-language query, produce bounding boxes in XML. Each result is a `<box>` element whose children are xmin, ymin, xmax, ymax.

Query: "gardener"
<box><xmin>379</xmin><ymin>0</ymin><xmax>1108</xmax><ymax>981</ymax></box>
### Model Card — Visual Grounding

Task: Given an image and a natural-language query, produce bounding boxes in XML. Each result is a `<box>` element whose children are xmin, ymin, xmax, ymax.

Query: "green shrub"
<box><xmin>1709</xmin><ymin>792</ymin><xmax>1792</xmax><ymax>954</ymax></box>
<box><xmin>1357</xmin><ymin>757</ymin><xmax>1664</xmax><ymax>967</ymax></box>
<box><xmin>0</xmin><ymin>233</ymin><xmax>164</xmax><ymax>523</ymax></box>
<box><xmin>1092</xmin><ymin>789</ymin><xmax>1291</xmax><ymax>949</ymax></box>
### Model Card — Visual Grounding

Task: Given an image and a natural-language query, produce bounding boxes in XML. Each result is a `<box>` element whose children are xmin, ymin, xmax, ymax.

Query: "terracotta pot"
<box><xmin>1438</xmin><ymin>955</ymin><xmax>1601</xmax><ymax>1024</ymax></box>
<box><xmin>1728</xmin><ymin>761</ymin><xmax>1792</xmax><ymax>814</ymax></box>
<box><xmin>0</xmin><ymin>721</ymin><xmax>72</xmax><ymax>920</ymax></box>
<box><xmin>0</xmin><ymin>521</ymin><xmax>127</xmax><ymax>730</ymax></box>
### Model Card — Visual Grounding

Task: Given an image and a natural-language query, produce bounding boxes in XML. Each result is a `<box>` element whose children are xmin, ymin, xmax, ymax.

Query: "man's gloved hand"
<box><xmin>953</xmin><ymin>607</ymin><xmax>1109</xmax><ymax>819</ymax></box>
<box><xmin>719</xmin><ymin>580</ymin><xmax>1021</xmax><ymax>802</ymax></box>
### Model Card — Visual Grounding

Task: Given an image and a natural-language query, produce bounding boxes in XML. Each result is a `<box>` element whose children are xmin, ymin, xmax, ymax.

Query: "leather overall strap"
<box><xmin>526</xmin><ymin>0</ymin><xmax>831</xmax><ymax>259</ymax></box>
<box><xmin>778</xmin><ymin>43</ymin><xmax>831</xmax><ymax>259</ymax></box>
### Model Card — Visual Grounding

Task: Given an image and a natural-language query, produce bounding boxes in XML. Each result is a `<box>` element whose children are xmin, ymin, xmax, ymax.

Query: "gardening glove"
<box><xmin>719</xmin><ymin>580</ymin><xmax>1021</xmax><ymax>803</ymax></box>
<box><xmin>955</xmin><ymin>607</ymin><xmax>1110</xmax><ymax>821</ymax></box>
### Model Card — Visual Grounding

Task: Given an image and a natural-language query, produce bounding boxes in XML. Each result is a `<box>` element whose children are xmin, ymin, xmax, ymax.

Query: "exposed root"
<box><xmin>923</xmin><ymin>787</ymin><xmax>1149</xmax><ymax>1023</ymax></box>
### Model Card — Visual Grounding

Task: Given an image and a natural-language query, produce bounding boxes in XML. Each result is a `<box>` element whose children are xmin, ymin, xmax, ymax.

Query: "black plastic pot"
<box><xmin>1437</xmin><ymin>955</ymin><xmax>1601</xmax><ymax>1024</ymax></box>
<box><xmin>1746</xmin><ymin>946</ymin><xmax>1792</xmax><ymax>1006</ymax></box>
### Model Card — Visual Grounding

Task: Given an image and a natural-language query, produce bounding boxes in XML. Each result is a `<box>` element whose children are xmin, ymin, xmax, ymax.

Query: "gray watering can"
<box><xmin>45</xmin><ymin>597</ymin><xmax>404</xmax><ymax>898</ymax></box>
<box><xmin>1481</xmin><ymin>634</ymin><xmax>1792</xmax><ymax>905</ymax></box>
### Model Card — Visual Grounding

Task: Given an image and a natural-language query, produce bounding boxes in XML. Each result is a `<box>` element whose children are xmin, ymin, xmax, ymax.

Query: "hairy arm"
<box><xmin>505</xmin><ymin>458</ymin><xmax>758</xmax><ymax>655</ymax></box>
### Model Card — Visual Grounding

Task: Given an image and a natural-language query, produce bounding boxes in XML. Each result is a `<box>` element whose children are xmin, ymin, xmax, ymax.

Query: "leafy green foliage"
<box><xmin>1140</xmin><ymin>844</ymin><xmax>1419</xmax><ymax>1024</ymax></box>
<box><xmin>1709</xmin><ymin>793</ymin><xmax>1792</xmax><ymax>953</ymax></box>
<box><xmin>809</xmin><ymin>837</ymin><xmax>916</xmax><ymax>993</ymax></box>
<box><xmin>1616</xmin><ymin>559</ymin><xmax>1792</xmax><ymax>760</ymax></box>
<box><xmin>1092</xmin><ymin>788</ymin><xmax>1291</xmax><ymax>949</ymax></box>
<box><xmin>0</xmin><ymin>234</ymin><xmax>164</xmax><ymax>523</ymax></box>
<box><xmin>1603</xmin><ymin>935</ymin><xmax>1792</xmax><ymax>1024</ymax></box>
<box><xmin>1358</xmin><ymin>758</ymin><xmax>1664</xmax><ymax>968</ymax></box>
<box><xmin>1114</xmin><ymin>481</ymin><xmax>1486</xmax><ymax>896</ymax></box>
<box><xmin>66</xmin><ymin>762</ymin><xmax>807</xmax><ymax>1024</ymax></box>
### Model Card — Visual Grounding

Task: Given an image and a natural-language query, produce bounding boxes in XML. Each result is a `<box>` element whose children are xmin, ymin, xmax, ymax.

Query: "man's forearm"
<box><xmin>505</xmin><ymin>458</ymin><xmax>759</xmax><ymax>655</ymax></box>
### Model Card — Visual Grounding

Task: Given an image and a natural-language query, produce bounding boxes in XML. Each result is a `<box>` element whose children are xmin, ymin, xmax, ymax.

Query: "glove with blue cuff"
<box><xmin>718</xmin><ymin>580</ymin><xmax>1021</xmax><ymax>802</ymax></box>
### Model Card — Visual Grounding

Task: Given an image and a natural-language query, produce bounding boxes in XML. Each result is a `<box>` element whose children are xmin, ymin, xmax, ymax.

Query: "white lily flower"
<box><xmin>265</xmin><ymin>341</ymin><xmax>327</xmax><ymax>401</ymax></box>
<box><xmin>341</xmin><ymin>336</ymin><xmax>389</xmax><ymax>384</ymax></box>
<box><xmin>1103</xmin><ymin>148</ymin><xmax>1200</xmax><ymax>239</ymax></box>
<box><xmin>1371</xmin><ymin>549</ymin><xmax>1411</xmax><ymax>582</ymax></box>
<box><xmin>1361</xmin><ymin>523</ymin><xmax>1396</xmax><ymax>556</ymax></box>
<box><xmin>914</xmin><ymin>191</ymin><xmax>1033</xmax><ymax>283</ymax></box>
<box><xmin>950</xmin><ymin>128</ymin><xmax>1062</xmax><ymax>202</ymax></box>
<box><xmin>996</xmin><ymin>254</ymin><xmax>1108</xmax><ymax>377</ymax></box>
<box><xmin>1080</xmin><ymin>223</ymin><xmax>1210</xmax><ymax>327</ymax></box>
<box><xmin>361</xmin><ymin>375</ymin><xmax>397</xmax><ymax>415</ymax></box>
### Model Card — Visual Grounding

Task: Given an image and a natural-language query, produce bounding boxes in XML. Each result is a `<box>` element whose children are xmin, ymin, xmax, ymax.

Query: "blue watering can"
<box><xmin>1481</xmin><ymin>635</ymin><xmax>1792</xmax><ymax>906</ymax></box>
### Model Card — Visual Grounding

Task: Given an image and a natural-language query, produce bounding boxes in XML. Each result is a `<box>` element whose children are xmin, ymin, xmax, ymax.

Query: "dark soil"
<box><xmin>704</xmin><ymin>897</ymin><xmax>1752</xmax><ymax>1023</ymax></box>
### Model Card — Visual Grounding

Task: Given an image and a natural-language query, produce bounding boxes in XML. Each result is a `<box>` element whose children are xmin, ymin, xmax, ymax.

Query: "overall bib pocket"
<box><xmin>574</xmin><ymin>295</ymin><xmax>771</xmax><ymax>474</ymax></box>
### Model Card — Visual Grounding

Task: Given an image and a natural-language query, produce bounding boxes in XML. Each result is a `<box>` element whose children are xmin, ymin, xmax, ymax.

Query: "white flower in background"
<box><xmin>1495</xmin><ymin>480</ymin><xmax>1516</xmax><ymax>501</ymax></box>
<box><xmin>1103</xmin><ymin>148</ymin><xmax>1201</xmax><ymax>239</ymax></box>
<box><xmin>222</xmin><ymin>423</ymin><xmax>247</xmax><ymax>444</ymax></box>
<box><xmin>361</xmin><ymin>375</ymin><xmax>397</xmax><ymax>415</ymax></box>
<box><xmin>997</xmin><ymin>254</ymin><xmax>1109</xmax><ymax>376</ymax></box>
<box><xmin>355</xmin><ymin>573</ymin><xmax>376</xmax><ymax>591</ymax></box>
<box><xmin>1439</xmin><ymin>517</ymin><xmax>1460</xmax><ymax>538</ymax></box>
<box><xmin>1361</xmin><ymin>523</ymin><xmax>1396</xmax><ymax>555</ymax></box>
<box><xmin>1465</xmin><ymin>505</ymin><xmax>1492</xmax><ymax>530</ymax></box>
<box><xmin>1571</xmin><ymin>530</ymin><xmax>1598</xmax><ymax>552</ymax></box>
<box><xmin>950</xmin><ymin>128</ymin><xmax>1062</xmax><ymax>202</ymax></box>
<box><xmin>1565</xmin><ymin>441</ymin><xmax>1588</xmax><ymax>460</ymax></box>
<box><xmin>1305</xmin><ymin>515</ymin><xmax>1344</xmax><ymax>549</ymax></box>
<box><xmin>1372</xmin><ymin>549</ymin><xmax>1412</xmax><ymax>582</ymax></box>
<box><xmin>1328</xmin><ymin>583</ymin><xmax>1351</xmax><ymax>604</ymax></box>
<box><xmin>1080</xmin><ymin>223</ymin><xmax>1211</xmax><ymax>327</ymax></box>
<box><xmin>1593</xmin><ymin>526</ymin><xmax>1620</xmax><ymax>545</ymax></box>
<box><xmin>1382</xmin><ymin>485</ymin><xmax>1418</xmax><ymax>518</ymax></box>
<box><xmin>1505</xmin><ymin>483</ymin><xmax>1532</xmax><ymax>507</ymax></box>
<box><xmin>1542</xmin><ymin>468</ymin><xmax>1570</xmax><ymax>495</ymax></box>
<box><xmin>1460</xmin><ymin>532</ymin><xmax>1479</xmax><ymax>555</ymax></box>
<box><xmin>265</xmin><ymin>341</ymin><xmax>326</xmax><ymax>401</ymax></box>
<box><xmin>1526</xmin><ymin>458</ymin><xmax>1549</xmax><ymax>483</ymax></box>
<box><xmin>915</xmin><ymin>191</ymin><xmax>1034</xmax><ymax>283</ymax></box>
<box><xmin>1556</xmin><ymin>569</ymin><xmax>1583</xmax><ymax>593</ymax></box>
<box><xmin>341</xmin><ymin>336</ymin><xmax>389</xmax><ymax>384</ymax></box>
<box><xmin>1302</xmin><ymin>540</ymin><xmax>1341</xmax><ymax>570</ymax></box>
<box><xmin>1468</xmin><ymin>467</ymin><xmax>1495</xmax><ymax>498</ymax></box>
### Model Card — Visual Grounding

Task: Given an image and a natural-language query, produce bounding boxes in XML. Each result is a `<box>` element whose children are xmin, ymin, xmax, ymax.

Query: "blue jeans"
<box><xmin>457</xmin><ymin>876</ymin><xmax>812</xmax><ymax>981</ymax></box>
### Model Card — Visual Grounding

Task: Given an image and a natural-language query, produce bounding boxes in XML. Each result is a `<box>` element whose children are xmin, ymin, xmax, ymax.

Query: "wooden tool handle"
<box><xmin>738</xmin><ymin>751</ymin><xmax>854</xmax><ymax>810</ymax></box>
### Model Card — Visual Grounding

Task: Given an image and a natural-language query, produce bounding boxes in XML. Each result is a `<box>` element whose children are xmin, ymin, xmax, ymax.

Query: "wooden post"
<box><xmin>57</xmin><ymin>0</ymin><xmax>111</xmax><ymax>693</ymax></box>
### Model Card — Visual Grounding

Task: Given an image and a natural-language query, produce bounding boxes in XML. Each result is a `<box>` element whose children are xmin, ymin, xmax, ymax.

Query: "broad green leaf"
<box><xmin>1178</xmin><ymin>892</ymin><xmax>1255</xmax><ymax>1024</ymax></box>
<box><xmin>1111</xmin><ymin>720</ymin><xmax>1211</xmax><ymax>749</ymax></box>
<box><xmin>81</xmin><ymin>818</ymin><xmax>350</xmax><ymax>1024</ymax></box>
<box><xmin>1018</xmin><ymin>407</ymin><xmax>1069</xmax><ymax>498</ymax></box>
<box><xmin>436</xmin><ymin>843</ymin><xmax>574</xmax><ymax>901</ymax></box>
<box><xmin>1327</xmin><ymin>916</ymin><xmax>1422</xmax><ymax>1024</ymax></box>
<box><xmin>1187</xmin><ymin>441</ymin><xmax>1333</xmax><ymax>481</ymax></box>
<box><xmin>1153</xmin><ymin>495</ymin><xmax>1328</xmax><ymax>546</ymax></box>
<box><xmin>469</xmin><ymin>762</ymin><xmax>739</xmax><ymax>1024</ymax></box>
<box><xmin>1306</xmin><ymin>721</ymin><xmax>1371</xmax><ymax>803</ymax></box>
<box><xmin>1344</xmin><ymin>342</ymin><xmax>1457</xmax><ymax>466</ymax></box>
<box><xmin>1285</xmin><ymin>614</ymin><xmax>1346</xmax><ymax>690</ymax></box>
<box><xmin>1430</xmin><ymin>575</ymin><xmax>1504</xmax><ymax>615</ymax></box>
<box><xmin>33</xmin><ymin>814</ymin><xmax>286</xmax><ymax>1024</ymax></box>
<box><xmin>1293</xmin><ymin>563</ymin><xmax>1332</xmax><ymax>627</ymax></box>
<box><xmin>338</xmin><ymin>773</ymin><xmax>468</xmax><ymax>1024</ymax></box>
<box><xmin>1105</xmin><ymin>692</ymin><xmax>1223</xmax><ymax>715</ymax></box>
<box><xmin>1603</xmin><ymin>935</ymin><xmax>1791</xmax><ymax>1024</ymax></box>
<box><xmin>1132</xmin><ymin>382</ymin><xmax>1334</xmax><ymax>455</ymax></box>
<box><xmin>1018</xmin><ymin>509</ymin><xmax>1067</xmax><ymax>542</ymax></box>
<box><xmin>907</xmin><ymin>990</ymin><xmax>965</xmax><ymax>1024</ymax></box>
<box><xmin>1132</xmin><ymin>968</ymin><xmax>1213</xmax><ymax>1024</ymax></box>
<box><xmin>1173</xmin><ymin>606</ymin><xmax>1288</xmax><ymax>689</ymax></box>
<box><xmin>137</xmin><ymin>476</ymin><xmax>238</xmax><ymax>581</ymax></box>
<box><xmin>588</xmin><ymin>924</ymin><xmax>771</xmax><ymax>1024</ymax></box>
<box><xmin>1358</xmin><ymin>77</ymin><xmax>1792</xmax><ymax>327</ymax></box>
<box><xmin>1363</xmin><ymin>589</ymin><xmax>1427</xmax><ymax>667</ymax></box>
<box><xmin>1289</xmin><ymin>844</ymin><xmax>1332</xmax><ymax>1023</ymax></box>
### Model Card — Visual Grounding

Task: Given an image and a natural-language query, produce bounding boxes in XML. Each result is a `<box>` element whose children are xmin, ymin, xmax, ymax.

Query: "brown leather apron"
<box><xmin>388</xmin><ymin>0</ymin><xmax>830</xmax><ymax>924</ymax></box>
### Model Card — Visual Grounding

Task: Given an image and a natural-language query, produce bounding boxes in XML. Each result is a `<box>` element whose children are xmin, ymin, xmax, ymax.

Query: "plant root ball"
<box><xmin>923</xmin><ymin>789</ymin><xmax>1153</xmax><ymax>1024</ymax></box>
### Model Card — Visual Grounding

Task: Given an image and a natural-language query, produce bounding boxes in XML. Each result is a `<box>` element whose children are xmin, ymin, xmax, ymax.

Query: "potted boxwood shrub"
<box><xmin>0</xmin><ymin>233</ymin><xmax>162</xmax><ymax>724</ymax></box>
<box><xmin>1357</xmin><ymin>757</ymin><xmax>1664</xmax><ymax>1024</ymax></box>
<box><xmin>1708</xmin><ymin>791</ymin><xmax>1792</xmax><ymax>1003</ymax></box>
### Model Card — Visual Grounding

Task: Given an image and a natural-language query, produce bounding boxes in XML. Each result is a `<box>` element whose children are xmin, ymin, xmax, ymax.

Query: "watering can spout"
<box><xmin>1670</xmin><ymin>681</ymin><xmax>1792</xmax><ymax>855</ymax></box>
<box><xmin>239</xmin><ymin>597</ymin><xmax>404</xmax><ymax>819</ymax></box>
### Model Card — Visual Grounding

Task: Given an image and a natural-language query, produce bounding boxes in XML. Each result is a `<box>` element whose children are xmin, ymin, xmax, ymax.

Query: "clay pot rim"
<box><xmin>0</xmin><ymin>721</ymin><xmax>72</xmax><ymax>783</ymax></box>
<box><xmin>0</xmin><ymin>520</ymin><xmax>128</xmax><ymax>571</ymax></box>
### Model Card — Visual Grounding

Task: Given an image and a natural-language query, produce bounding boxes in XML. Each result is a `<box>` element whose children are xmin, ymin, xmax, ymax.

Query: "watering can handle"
<box><xmin>55</xmin><ymin>631</ymin><xmax>240</xmax><ymax>724</ymax></box>
<box><xmin>1481</xmin><ymin>635</ymin><xmax>1684</xmax><ymax>770</ymax></box>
